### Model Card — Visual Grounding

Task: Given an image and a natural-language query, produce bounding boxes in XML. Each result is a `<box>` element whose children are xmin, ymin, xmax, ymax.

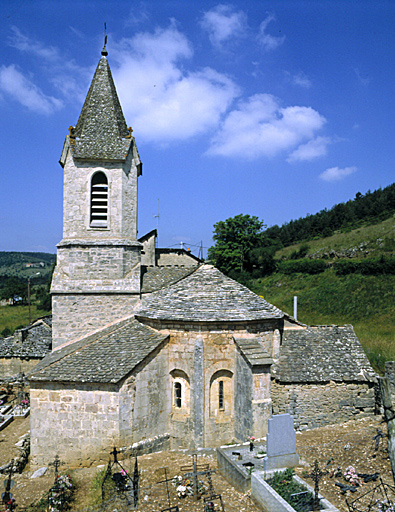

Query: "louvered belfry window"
<box><xmin>90</xmin><ymin>172</ymin><xmax>108</xmax><ymax>227</ymax></box>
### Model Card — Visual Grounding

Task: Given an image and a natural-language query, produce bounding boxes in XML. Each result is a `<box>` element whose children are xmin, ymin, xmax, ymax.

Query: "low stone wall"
<box><xmin>0</xmin><ymin>358</ymin><xmax>40</xmax><ymax>381</ymax></box>
<box><xmin>126</xmin><ymin>434</ymin><xmax>171</xmax><ymax>456</ymax></box>
<box><xmin>271</xmin><ymin>381</ymin><xmax>376</xmax><ymax>431</ymax></box>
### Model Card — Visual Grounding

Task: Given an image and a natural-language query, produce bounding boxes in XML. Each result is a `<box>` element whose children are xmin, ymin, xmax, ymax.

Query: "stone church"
<box><xmin>29</xmin><ymin>47</ymin><xmax>377</xmax><ymax>468</ymax></box>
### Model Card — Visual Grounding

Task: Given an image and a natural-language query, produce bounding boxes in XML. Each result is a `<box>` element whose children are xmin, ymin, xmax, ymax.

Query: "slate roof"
<box><xmin>71</xmin><ymin>54</ymin><xmax>133</xmax><ymax>161</ymax></box>
<box><xmin>29</xmin><ymin>317</ymin><xmax>168</xmax><ymax>384</ymax></box>
<box><xmin>272</xmin><ymin>325</ymin><xmax>376</xmax><ymax>383</ymax></box>
<box><xmin>0</xmin><ymin>318</ymin><xmax>52</xmax><ymax>359</ymax></box>
<box><xmin>135</xmin><ymin>264</ymin><xmax>284</xmax><ymax>322</ymax></box>
<box><xmin>234</xmin><ymin>337</ymin><xmax>273</xmax><ymax>366</ymax></box>
<box><xmin>141</xmin><ymin>266</ymin><xmax>197</xmax><ymax>293</ymax></box>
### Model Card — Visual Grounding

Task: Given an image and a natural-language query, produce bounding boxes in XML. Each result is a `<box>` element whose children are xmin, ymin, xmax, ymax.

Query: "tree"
<box><xmin>0</xmin><ymin>277</ymin><xmax>28</xmax><ymax>304</ymax></box>
<box><xmin>208</xmin><ymin>214</ymin><xmax>266</xmax><ymax>275</ymax></box>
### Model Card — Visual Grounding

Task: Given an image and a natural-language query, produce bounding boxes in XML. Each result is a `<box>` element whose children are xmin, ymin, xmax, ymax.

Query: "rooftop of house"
<box><xmin>272</xmin><ymin>325</ymin><xmax>377</xmax><ymax>383</ymax></box>
<box><xmin>135</xmin><ymin>264</ymin><xmax>285</xmax><ymax>323</ymax></box>
<box><xmin>0</xmin><ymin>317</ymin><xmax>52</xmax><ymax>359</ymax></box>
<box><xmin>29</xmin><ymin>317</ymin><xmax>168</xmax><ymax>384</ymax></box>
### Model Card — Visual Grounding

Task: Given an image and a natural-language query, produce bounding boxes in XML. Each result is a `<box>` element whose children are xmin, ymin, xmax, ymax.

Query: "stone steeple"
<box><xmin>52</xmin><ymin>46</ymin><xmax>143</xmax><ymax>349</ymax></box>
<box><xmin>71</xmin><ymin>53</ymin><xmax>133</xmax><ymax>162</ymax></box>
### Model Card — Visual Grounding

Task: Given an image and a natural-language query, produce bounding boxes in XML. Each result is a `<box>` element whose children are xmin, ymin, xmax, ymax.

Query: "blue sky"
<box><xmin>1</xmin><ymin>1</ymin><xmax>394</xmax><ymax>258</ymax></box>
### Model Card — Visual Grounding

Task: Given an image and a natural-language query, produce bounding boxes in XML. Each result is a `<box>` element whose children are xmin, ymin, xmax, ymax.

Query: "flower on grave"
<box><xmin>248</xmin><ymin>436</ymin><xmax>255</xmax><ymax>442</ymax></box>
<box><xmin>20</xmin><ymin>398</ymin><xmax>29</xmax><ymax>407</ymax></box>
<box><xmin>177</xmin><ymin>484</ymin><xmax>187</xmax><ymax>497</ymax></box>
<box><xmin>120</xmin><ymin>469</ymin><xmax>128</xmax><ymax>476</ymax></box>
<box><xmin>344</xmin><ymin>466</ymin><xmax>360</xmax><ymax>486</ymax></box>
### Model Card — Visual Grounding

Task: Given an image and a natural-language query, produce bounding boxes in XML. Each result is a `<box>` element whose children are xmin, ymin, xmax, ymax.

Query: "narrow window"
<box><xmin>174</xmin><ymin>382</ymin><xmax>182</xmax><ymax>408</ymax></box>
<box><xmin>218</xmin><ymin>380</ymin><xmax>224</xmax><ymax>410</ymax></box>
<box><xmin>90</xmin><ymin>172</ymin><xmax>108</xmax><ymax>227</ymax></box>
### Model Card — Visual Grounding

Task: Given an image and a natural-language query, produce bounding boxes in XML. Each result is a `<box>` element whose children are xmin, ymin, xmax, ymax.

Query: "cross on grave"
<box><xmin>180</xmin><ymin>454</ymin><xmax>216</xmax><ymax>501</ymax></box>
<box><xmin>156</xmin><ymin>467</ymin><xmax>179</xmax><ymax>512</ymax></box>
<box><xmin>1</xmin><ymin>460</ymin><xmax>15</xmax><ymax>511</ymax></box>
<box><xmin>49</xmin><ymin>455</ymin><xmax>65</xmax><ymax>481</ymax></box>
<box><xmin>308</xmin><ymin>460</ymin><xmax>328</xmax><ymax>511</ymax></box>
<box><xmin>111</xmin><ymin>446</ymin><xmax>120</xmax><ymax>464</ymax></box>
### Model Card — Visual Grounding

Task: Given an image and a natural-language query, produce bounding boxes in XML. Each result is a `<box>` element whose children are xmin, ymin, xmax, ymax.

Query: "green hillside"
<box><xmin>247</xmin><ymin>217</ymin><xmax>395</xmax><ymax>373</ymax></box>
<box><xmin>0</xmin><ymin>251</ymin><xmax>55</xmax><ymax>280</ymax></box>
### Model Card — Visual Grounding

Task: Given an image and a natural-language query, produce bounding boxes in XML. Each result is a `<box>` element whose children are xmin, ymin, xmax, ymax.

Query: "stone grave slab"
<box><xmin>263</xmin><ymin>414</ymin><xmax>299</xmax><ymax>471</ymax></box>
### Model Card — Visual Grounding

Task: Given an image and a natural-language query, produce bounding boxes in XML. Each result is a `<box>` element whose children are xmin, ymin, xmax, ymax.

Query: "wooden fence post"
<box><xmin>378</xmin><ymin>377</ymin><xmax>395</xmax><ymax>485</ymax></box>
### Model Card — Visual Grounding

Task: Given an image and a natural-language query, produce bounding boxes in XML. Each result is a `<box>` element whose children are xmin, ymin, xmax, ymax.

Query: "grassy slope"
<box><xmin>249</xmin><ymin>217</ymin><xmax>395</xmax><ymax>373</ymax></box>
<box><xmin>0</xmin><ymin>304</ymin><xmax>51</xmax><ymax>333</ymax></box>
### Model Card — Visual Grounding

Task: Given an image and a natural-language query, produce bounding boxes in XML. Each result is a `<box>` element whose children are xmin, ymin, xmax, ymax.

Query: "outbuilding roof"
<box><xmin>29</xmin><ymin>317</ymin><xmax>168</xmax><ymax>384</ymax></box>
<box><xmin>135</xmin><ymin>264</ymin><xmax>284</xmax><ymax>323</ymax></box>
<box><xmin>0</xmin><ymin>318</ymin><xmax>52</xmax><ymax>359</ymax></box>
<box><xmin>272</xmin><ymin>325</ymin><xmax>377</xmax><ymax>383</ymax></box>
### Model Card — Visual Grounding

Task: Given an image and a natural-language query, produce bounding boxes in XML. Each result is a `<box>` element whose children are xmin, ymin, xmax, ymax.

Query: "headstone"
<box><xmin>263</xmin><ymin>413</ymin><xmax>299</xmax><ymax>470</ymax></box>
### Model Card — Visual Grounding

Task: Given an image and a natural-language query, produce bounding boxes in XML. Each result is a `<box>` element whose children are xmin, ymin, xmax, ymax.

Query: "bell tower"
<box><xmin>51</xmin><ymin>44</ymin><xmax>143</xmax><ymax>349</ymax></box>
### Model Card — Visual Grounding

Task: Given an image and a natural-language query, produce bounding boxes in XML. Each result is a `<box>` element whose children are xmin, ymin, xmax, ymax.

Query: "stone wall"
<box><xmin>0</xmin><ymin>358</ymin><xmax>40</xmax><ymax>380</ymax></box>
<box><xmin>156</xmin><ymin>250</ymin><xmax>200</xmax><ymax>267</ymax></box>
<box><xmin>384</xmin><ymin>361</ymin><xmax>395</xmax><ymax>405</ymax></box>
<box><xmin>61</xmin><ymin>152</ymin><xmax>139</xmax><ymax>240</ymax></box>
<box><xmin>30</xmin><ymin>381</ymin><xmax>120</xmax><ymax>467</ymax></box>
<box><xmin>271</xmin><ymin>381</ymin><xmax>376</xmax><ymax>431</ymax></box>
<box><xmin>52</xmin><ymin>294</ymin><xmax>139</xmax><ymax>348</ymax></box>
<box><xmin>143</xmin><ymin>321</ymin><xmax>277</xmax><ymax>448</ymax></box>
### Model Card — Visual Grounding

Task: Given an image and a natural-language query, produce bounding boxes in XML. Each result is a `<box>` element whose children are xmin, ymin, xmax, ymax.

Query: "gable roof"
<box><xmin>272</xmin><ymin>325</ymin><xmax>376</xmax><ymax>383</ymax></box>
<box><xmin>71</xmin><ymin>54</ymin><xmax>132</xmax><ymax>161</ymax></box>
<box><xmin>29</xmin><ymin>317</ymin><xmax>168</xmax><ymax>384</ymax></box>
<box><xmin>0</xmin><ymin>318</ymin><xmax>52</xmax><ymax>359</ymax></box>
<box><xmin>135</xmin><ymin>264</ymin><xmax>284</xmax><ymax>323</ymax></box>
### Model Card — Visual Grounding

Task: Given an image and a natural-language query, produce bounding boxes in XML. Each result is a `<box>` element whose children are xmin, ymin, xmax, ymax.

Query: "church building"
<box><xmin>29</xmin><ymin>46</ymin><xmax>377</xmax><ymax>468</ymax></box>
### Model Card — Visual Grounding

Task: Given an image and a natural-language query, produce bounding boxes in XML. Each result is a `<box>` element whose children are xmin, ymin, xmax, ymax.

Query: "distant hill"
<box><xmin>0</xmin><ymin>251</ymin><xmax>56</xmax><ymax>281</ymax></box>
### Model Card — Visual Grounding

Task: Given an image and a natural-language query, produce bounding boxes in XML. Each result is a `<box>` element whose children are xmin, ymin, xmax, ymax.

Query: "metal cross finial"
<box><xmin>102</xmin><ymin>22</ymin><xmax>108</xmax><ymax>56</ymax></box>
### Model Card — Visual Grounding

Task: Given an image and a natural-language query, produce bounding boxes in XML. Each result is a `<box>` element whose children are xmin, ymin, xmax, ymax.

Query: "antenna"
<box><xmin>153</xmin><ymin>199</ymin><xmax>159</xmax><ymax>247</ymax></box>
<box><xmin>198</xmin><ymin>241</ymin><xmax>204</xmax><ymax>261</ymax></box>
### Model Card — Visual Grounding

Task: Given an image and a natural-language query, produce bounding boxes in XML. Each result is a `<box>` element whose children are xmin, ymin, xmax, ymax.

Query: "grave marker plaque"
<box><xmin>263</xmin><ymin>413</ymin><xmax>300</xmax><ymax>470</ymax></box>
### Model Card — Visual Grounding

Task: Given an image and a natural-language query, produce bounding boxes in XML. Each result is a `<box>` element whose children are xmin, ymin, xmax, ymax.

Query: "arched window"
<box><xmin>90</xmin><ymin>172</ymin><xmax>108</xmax><ymax>227</ymax></box>
<box><xmin>210</xmin><ymin>370</ymin><xmax>233</xmax><ymax>418</ymax></box>
<box><xmin>170</xmin><ymin>369</ymin><xmax>190</xmax><ymax>415</ymax></box>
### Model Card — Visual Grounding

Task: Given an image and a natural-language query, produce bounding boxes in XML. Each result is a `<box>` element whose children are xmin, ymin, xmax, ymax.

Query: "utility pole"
<box><xmin>28</xmin><ymin>272</ymin><xmax>40</xmax><ymax>324</ymax></box>
<box><xmin>154</xmin><ymin>199</ymin><xmax>159</xmax><ymax>247</ymax></box>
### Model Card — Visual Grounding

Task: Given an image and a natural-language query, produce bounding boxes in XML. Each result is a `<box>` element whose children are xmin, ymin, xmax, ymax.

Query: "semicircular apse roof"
<box><xmin>134</xmin><ymin>264</ymin><xmax>284</xmax><ymax>323</ymax></box>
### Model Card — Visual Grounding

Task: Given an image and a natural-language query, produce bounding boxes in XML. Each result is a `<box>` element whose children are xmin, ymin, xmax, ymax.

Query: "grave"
<box><xmin>264</xmin><ymin>413</ymin><xmax>299</xmax><ymax>471</ymax></box>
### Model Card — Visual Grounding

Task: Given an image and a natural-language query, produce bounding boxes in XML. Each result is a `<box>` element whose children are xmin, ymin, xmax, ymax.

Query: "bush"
<box><xmin>334</xmin><ymin>256</ymin><xmax>395</xmax><ymax>276</ymax></box>
<box><xmin>278</xmin><ymin>259</ymin><xmax>327</xmax><ymax>275</ymax></box>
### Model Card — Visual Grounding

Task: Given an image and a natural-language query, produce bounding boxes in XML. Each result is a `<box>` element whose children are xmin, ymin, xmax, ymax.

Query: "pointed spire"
<box><xmin>71</xmin><ymin>45</ymin><xmax>132</xmax><ymax>161</ymax></box>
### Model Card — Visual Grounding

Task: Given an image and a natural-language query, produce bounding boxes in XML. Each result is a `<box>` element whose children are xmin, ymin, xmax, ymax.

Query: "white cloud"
<box><xmin>201</xmin><ymin>4</ymin><xmax>247</xmax><ymax>47</ymax></box>
<box><xmin>292</xmin><ymin>72</ymin><xmax>312</xmax><ymax>88</ymax></box>
<box><xmin>287</xmin><ymin>136</ymin><xmax>331</xmax><ymax>162</ymax></box>
<box><xmin>8</xmin><ymin>26</ymin><xmax>60</xmax><ymax>61</ymax></box>
<box><xmin>207</xmin><ymin>94</ymin><xmax>326</xmax><ymax>159</ymax></box>
<box><xmin>257</xmin><ymin>14</ymin><xmax>285</xmax><ymax>51</ymax></box>
<box><xmin>320</xmin><ymin>166</ymin><xmax>357</xmax><ymax>182</ymax></box>
<box><xmin>0</xmin><ymin>65</ymin><xmax>63</xmax><ymax>114</ymax></box>
<box><xmin>113</xmin><ymin>26</ymin><xmax>239</xmax><ymax>142</ymax></box>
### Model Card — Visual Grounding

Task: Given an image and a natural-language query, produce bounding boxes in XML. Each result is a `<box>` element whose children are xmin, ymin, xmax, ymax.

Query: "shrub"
<box><xmin>334</xmin><ymin>256</ymin><xmax>395</xmax><ymax>276</ymax></box>
<box><xmin>278</xmin><ymin>259</ymin><xmax>327</xmax><ymax>275</ymax></box>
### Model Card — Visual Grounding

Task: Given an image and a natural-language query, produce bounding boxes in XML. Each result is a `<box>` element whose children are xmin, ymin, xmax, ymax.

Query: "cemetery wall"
<box><xmin>30</xmin><ymin>381</ymin><xmax>120</xmax><ymax>468</ymax></box>
<box><xmin>271</xmin><ymin>381</ymin><xmax>375</xmax><ymax>430</ymax></box>
<box><xmin>51</xmin><ymin>294</ymin><xmax>139</xmax><ymax>348</ymax></box>
<box><xmin>0</xmin><ymin>358</ymin><xmax>40</xmax><ymax>380</ymax></box>
<box><xmin>385</xmin><ymin>361</ymin><xmax>395</xmax><ymax>405</ymax></box>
